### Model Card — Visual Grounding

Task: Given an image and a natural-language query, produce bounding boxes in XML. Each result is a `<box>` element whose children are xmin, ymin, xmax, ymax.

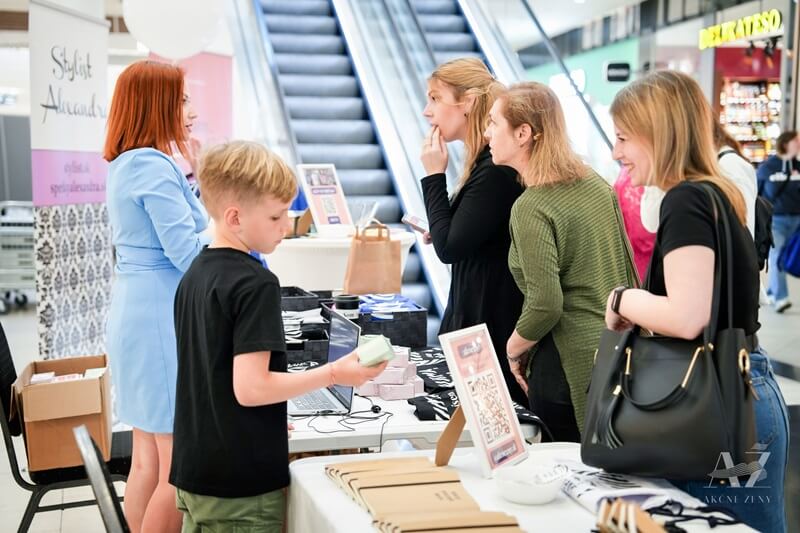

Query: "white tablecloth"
<box><xmin>287</xmin><ymin>443</ymin><xmax>755</xmax><ymax>533</ymax></box>
<box><xmin>264</xmin><ymin>231</ymin><xmax>416</xmax><ymax>291</ymax></box>
<box><xmin>288</xmin><ymin>394</ymin><xmax>539</xmax><ymax>453</ymax></box>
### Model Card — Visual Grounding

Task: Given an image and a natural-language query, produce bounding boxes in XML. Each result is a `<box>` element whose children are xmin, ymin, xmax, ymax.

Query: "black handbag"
<box><xmin>581</xmin><ymin>184</ymin><xmax>757</xmax><ymax>480</ymax></box>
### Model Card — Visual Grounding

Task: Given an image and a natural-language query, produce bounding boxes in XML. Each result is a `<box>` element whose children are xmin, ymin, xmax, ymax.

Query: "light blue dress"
<box><xmin>106</xmin><ymin>148</ymin><xmax>208</xmax><ymax>434</ymax></box>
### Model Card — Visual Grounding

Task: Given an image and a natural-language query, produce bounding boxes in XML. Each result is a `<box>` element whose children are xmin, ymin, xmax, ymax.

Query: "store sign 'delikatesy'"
<box><xmin>699</xmin><ymin>9</ymin><xmax>782</xmax><ymax>50</ymax></box>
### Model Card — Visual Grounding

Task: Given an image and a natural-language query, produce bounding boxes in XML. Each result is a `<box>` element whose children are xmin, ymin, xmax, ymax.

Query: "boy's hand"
<box><xmin>330</xmin><ymin>352</ymin><xmax>388</xmax><ymax>386</ymax></box>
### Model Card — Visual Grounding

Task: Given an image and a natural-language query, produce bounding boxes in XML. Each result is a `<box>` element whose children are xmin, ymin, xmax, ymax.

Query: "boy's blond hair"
<box><xmin>197</xmin><ymin>141</ymin><xmax>297</xmax><ymax>218</ymax></box>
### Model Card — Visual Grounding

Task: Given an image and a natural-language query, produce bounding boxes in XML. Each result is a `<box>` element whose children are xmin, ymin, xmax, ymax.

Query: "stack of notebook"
<box><xmin>325</xmin><ymin>457</ymin><xmax>523</xmax><ymax>532</ymax></box>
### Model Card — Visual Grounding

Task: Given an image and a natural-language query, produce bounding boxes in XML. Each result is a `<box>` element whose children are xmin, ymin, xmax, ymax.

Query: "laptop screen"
<box><xmin>327</xmin><ymin>310</ymin><xmax>360</xmax><ymax>409</ymax></box>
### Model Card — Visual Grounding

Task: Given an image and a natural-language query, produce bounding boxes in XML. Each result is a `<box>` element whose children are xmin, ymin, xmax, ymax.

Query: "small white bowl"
<box><xmin>494</xmin><ymin>461</ymin><xmax>568</xmax><ymax>505</ymax></box>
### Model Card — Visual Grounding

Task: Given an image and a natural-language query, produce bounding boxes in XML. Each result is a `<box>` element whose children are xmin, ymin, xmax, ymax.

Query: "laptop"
<box><xmin>287</xmin><ymin>309</ymin><xmax>361</xmax><ymax>416</ymax></box>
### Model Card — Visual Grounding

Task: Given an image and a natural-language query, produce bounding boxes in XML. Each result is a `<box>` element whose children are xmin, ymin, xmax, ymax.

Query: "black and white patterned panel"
<box><xmin>34</xmin><ymin>203</ymin><xmax>113</xmax><ymax>359</ymax></box>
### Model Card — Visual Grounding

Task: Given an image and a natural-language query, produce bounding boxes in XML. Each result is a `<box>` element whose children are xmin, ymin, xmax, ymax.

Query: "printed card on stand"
<box><xmin>438</xmin><ymin>324</ymin><xmax>528</xmax><ymax>478</ymax></box>
<box><xmin>296</xmin><ymin>163</ymin><xmax>354</xmax><ymax>237</ymax></box>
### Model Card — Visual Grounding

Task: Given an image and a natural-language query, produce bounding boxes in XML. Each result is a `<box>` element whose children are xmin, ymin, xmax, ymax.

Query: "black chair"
<box><xmin>0</xmin><ymin>320</ymin><xmax>132</xmax><ymax>532</ymax></box>
<box><xmin>73</xmin><ymin>425</ymin><xmax>130</xmax><ymax>533</ymax></box>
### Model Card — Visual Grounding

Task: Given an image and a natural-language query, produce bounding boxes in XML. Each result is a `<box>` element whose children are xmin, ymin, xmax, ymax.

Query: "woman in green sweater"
<box><xmin>484</xmin><ymin>82</ymin><xmax>637</xmax><ymax>441</ymax></box>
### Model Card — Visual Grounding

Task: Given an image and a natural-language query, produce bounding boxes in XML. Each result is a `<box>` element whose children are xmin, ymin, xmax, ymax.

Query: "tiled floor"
<box><xmin>2</xmin><ymin>277</ymin><xmax>800</xmax><ymax>532</ymax></box>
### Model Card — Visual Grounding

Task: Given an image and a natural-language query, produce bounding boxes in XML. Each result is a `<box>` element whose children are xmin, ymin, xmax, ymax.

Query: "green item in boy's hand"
<box><xmin>357</xmin><ymin>335</ymin><xmax>395</xmax><ymax>367</ymax></box>
<box><xmin>358</xmin><ymin>334</ymin><xmax>380</xmax><ymax>346</ymax></box>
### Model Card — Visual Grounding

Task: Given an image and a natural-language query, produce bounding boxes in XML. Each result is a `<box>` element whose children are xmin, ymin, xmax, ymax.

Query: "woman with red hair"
<box><xmin>104</xmin><ymin>60</ymin><xmax>207</xmax><ymax>532</ymax></box>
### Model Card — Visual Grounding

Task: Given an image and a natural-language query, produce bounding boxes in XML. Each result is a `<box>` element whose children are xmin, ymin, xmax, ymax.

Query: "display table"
<box><xmin>287</xmin><ymin>443</ymin><xmax>755</xmax><ymax>533</ymax></box>
<box><xmin>288</xmin><ymin>394</ymin><xmax>539</xmax><ymax>453</ymax></box>
<box><xmin>264</xmin><ymin>230</ymin><xmax>416</xmax><ymax>291</ymax></box>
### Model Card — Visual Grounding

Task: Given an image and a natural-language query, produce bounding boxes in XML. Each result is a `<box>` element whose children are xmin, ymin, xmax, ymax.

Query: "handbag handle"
<box><xmin>619</xmin><ymin>345</ymin><xmax>705</xmax><ymax>410</ymax></box>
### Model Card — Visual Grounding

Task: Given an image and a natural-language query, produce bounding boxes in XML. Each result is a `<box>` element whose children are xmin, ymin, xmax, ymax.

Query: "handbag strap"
<box><xmin>699</xmin><ymin>183</ymin><xmax>736</xmax><ymax>337</ymax></box>
<box><xmin>612</xmin><ymin>194</ymin><xmax>641</xmax><ymax>288</ymax></box>
<box><xmin>638</xmin><ymin>183</ymin><xmax>728</xmax><ymax>347</ymax></box>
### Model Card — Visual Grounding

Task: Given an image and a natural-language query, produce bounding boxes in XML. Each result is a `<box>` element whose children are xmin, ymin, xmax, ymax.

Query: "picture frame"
<box><xmin>439</xmin><ymin>324</ymin><xmax>528</xmax><ymax>478</ymax></box>
<box><xmin>296</xmin><ymin>164</ymin><xmax>354</xmax><ymax>237</ymax></box>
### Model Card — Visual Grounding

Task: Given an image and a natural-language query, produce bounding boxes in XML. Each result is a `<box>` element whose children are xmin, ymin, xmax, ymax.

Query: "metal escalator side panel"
<box><xmin>332</xmin><ymin>0</ymin><xmax>451</xmax><ymax>317</ymax></box>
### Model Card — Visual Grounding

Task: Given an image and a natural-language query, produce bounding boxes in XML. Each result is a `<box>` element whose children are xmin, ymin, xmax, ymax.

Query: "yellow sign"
<box><xmin>699</xmin><ymin>9</ymin><xmax>782</xmax><ymax>50</ymax></box>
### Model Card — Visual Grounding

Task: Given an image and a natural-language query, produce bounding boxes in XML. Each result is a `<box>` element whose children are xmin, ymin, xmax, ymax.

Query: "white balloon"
<box><xmin>123</xmin><ymin>0</ymin><xmax>223</xmax><ymax>60</ymax></box>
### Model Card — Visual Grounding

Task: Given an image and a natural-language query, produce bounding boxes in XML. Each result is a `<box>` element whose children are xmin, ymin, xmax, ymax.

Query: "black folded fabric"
<box><xmin>410</xmin><ymin>347</ymin><xmax>454</xmax><ymax>392</ymax></box>
<box><xmin>406</xmin><ymin>388</ymin><xmax>544</xmax><ymax>429</ymax></box>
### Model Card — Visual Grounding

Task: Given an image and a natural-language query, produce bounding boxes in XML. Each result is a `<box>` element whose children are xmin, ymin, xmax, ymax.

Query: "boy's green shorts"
<box><xmin>176</xmin><ymin>487</ymin><xmax>286</xmax><ymax>533</ymax></box>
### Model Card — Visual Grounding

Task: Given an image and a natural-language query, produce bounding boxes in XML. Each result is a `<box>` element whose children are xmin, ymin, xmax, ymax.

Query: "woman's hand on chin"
<box><xmin>421</xmin><ymin>126</ymin><xmax>448</xmax><ymax>175</ymax></box>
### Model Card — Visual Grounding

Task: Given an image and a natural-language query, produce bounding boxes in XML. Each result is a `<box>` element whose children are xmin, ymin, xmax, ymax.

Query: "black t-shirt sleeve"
<box><xmin>231</xmin><ymin>277</ymin><xmax>286</xmax><ymax>356</ymax></box>
<box><xmin>659</xmin><ymin>184</ymin><xmax>716</xmax><ymax>256</ymax></box>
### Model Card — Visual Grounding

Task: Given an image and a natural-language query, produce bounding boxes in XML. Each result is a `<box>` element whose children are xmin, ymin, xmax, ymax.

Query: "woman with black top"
<box><xmin>419</xmin><ymin>57</ymin><xmax>526</xmax><ymax>405</ymax></box>
<box><xmin>607</xmin><ymin>71</ymin><xmax>788</xmax><ymax>533</ymax></box>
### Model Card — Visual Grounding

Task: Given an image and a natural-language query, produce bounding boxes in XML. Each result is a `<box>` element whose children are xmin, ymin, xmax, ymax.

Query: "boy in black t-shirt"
<box><xmin>169</xmin><ymin>141</ymin><xmax>387</xmax><ymax>533</ymax></box>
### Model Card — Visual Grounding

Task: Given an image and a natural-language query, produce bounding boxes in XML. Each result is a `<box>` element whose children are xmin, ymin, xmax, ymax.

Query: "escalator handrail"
<box><xmin>378</xmin><ymin>0</ymin><xmax>432</xmax><ymax>110</ymax></box>
<box><xmin>395</xmin><ymin>0</ymin><xmax>440</xmax><ymax>73</ymax></box>
<box><xmin>333</xmin><ymin>0</ymin><xmax>450</xmax><ymax>315</ymax></box>
<box><xmin>457</xmin><ymin>0</ymin><xmax>613</xmax><ymax>152</ymax></box>
<box><xmin>519</xmin><ymin>0</ymin><xmax>612</xmax><ymax>151</ymax></box>
<box><xmin>250</xmin><ymin>0</ymin><xmax>302</xmax><ymax>165</ymax></box>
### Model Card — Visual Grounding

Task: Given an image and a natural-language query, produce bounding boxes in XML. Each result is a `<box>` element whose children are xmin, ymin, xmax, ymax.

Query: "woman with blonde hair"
<box><xmin>419</xmin><ymin>57</ymin><xmax>526</xmax><ymax>404</ymax></box>
<box><xmin>606</xmin><ymin>70</ymin><xmax>788</xmax><ymax>532</ymax></box>
<box><xmin>484</xmin><ymin>81</ymin><xmax>636</xmax><ymax>440</ymax></box>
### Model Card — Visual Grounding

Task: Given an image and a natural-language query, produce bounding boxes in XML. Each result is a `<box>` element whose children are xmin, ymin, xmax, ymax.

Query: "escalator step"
<box><xmin>276</xmin><ymin>54</ymin><xmax>352</xmax><ymax>76</ymax></box>
<box><xmin>281</xmin><ymin>75</ymin><xmax>359</xmax><ymax>97</ymax></box>
<box><xmin>270</xmin><ymin>33</ymin><xmax>345</xmax><ymax>55</ymax></box>
<box><xmin>298</xmin><ymin>143</ymin><xmax>384</xmax><ymax>169</ymax></box>
<box><xmin>427</xmin><ymin>33</ymin><xmax>477</xmax><ymax>52</ymax></box>
<box><xmin>261</xmin><ymin>0</ymin><xmax>331</xmax><ymax>16</ymax></box>
<box><xmin>337</xmin><ymin>169</ymin><xmax>393</xmax><ymax>196</ymax></box>
<box><xmin>265</xmin><ymin>14</ymin><xmax>337</xmax><ymax>35</ymax></box>
<box><xmin>293</xmin><ymin>120</ymin><xmax>375</xmax><ymax>144</ymax></box>
<box><xmin>346</xmin><ymin>195</ymin><xmax>402</xmax><ymax>224</ymax></box>
<box><xmin>434</xmin><ymin>51</ymin><xmax>484</xmax><ymax>65</ymax></box>
<box><xmin>286</xmin><ymin>97</ymin><xmax>365</xmax><ymax>120</ymax></box>
<box><xmin>403</xmin><ymin>251</ymin><xmax>422</xmax><ymax>282</ymax></box>
<box><xmin>418</xmin><ymin>14</ymin><xmax>466</xmax><ymax>33</ymax></box>
<box><xmin>412</xmin><ymin>0</ymin><xmax>458</xmax><ymax>15</ymax></box>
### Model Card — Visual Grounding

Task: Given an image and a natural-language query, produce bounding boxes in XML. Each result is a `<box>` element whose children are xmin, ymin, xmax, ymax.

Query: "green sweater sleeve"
<box><xmin>511</xmin><ymin>208</ymin><xmax>562</xmax><ymax>341</ymax></box>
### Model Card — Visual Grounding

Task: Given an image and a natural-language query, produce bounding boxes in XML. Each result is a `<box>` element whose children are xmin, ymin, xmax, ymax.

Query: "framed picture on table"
<box><xmin>439</xmin><ymin>324</ymin><xmax>528</xmax><ymax>478</ymax></box>
<box><xmin>296</xmin><ymin>164</ymin><xmax>354</xmax><ymax>237</ymax></box>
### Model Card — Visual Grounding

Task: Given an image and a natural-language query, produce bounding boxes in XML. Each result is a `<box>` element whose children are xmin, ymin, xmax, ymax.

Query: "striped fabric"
<box><xmin>509</xmin><ymin>172</ymin><xmax>636</xmax><ymax>430</ymax></box>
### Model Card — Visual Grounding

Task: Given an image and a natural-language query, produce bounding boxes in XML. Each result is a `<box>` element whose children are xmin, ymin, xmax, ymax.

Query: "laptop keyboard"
<box><xmin>292</xmin><ymin>389</ymin><xmax>337</xmax><ymax>412</ymax></box>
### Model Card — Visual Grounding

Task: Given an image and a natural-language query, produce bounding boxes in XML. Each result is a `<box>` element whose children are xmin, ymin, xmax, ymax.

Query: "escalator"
<box><xmin>258</xmin><ymin>0</ymin><xmax>439</xmax><ymax>340</ymax></box>
<box><xmin>411</xmin><ymin>0</ymin><xmax>483</xmax><ymax>65</ymax></box>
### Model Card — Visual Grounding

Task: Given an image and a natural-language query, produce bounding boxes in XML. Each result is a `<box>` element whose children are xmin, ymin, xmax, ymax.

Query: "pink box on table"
<box><xmin>372</xmin><ymin>366</ymin><xmax>406</xmax><ymax>385</ymax></box>
<box><xmin>389</xmin><ymin>346</ymin><xmax>410</xmax><ymax>367</ymax></box>
<box><xmin>378</xmin><ymin>382</ymin><xmax>416</xmax><ymax>401</ymax></box>
<box><xmin>356</xmin><ymin>380</ymin><xmax>379</xmax><ymax>397</ymax></box>
<box><xmin>410</xmin><ymin>375</ymin><xmax>424</xmax><ymax>395</ymax></box>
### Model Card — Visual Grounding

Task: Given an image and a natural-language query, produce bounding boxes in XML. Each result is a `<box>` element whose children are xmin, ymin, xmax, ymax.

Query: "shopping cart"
<box><xmin>0</xmin><ymin>201</ymin><xmax>35</xmax><ymax>314</ymax></box>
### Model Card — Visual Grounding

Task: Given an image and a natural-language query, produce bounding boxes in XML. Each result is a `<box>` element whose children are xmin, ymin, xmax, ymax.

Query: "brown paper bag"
<box><xmin>343</xmin><ymin>222</ymin><xmax>401</xmax><ymax>294</ymax></box>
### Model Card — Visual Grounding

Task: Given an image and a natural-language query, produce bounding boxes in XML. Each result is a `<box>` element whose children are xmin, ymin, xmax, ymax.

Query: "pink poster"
<box><xmin>150</xmin><ymin>51</ymin><xmax>232</xmax><ymax>146</ymax></box>
<box><xmin>150</xmin><ymin>52</ymin><xmax>233</xmax><ymax>175</ymax></box>
<box><xmin>31</xmin><ymin>150</ymin><xmax>108</xmax><ymax>206</ymax></box>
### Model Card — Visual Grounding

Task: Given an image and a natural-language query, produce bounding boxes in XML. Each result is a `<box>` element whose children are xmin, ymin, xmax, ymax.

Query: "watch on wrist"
<box><xmin>611</xmin><ymin>286</ymin><xmax>629</xmax><ymax>315</ymax></box>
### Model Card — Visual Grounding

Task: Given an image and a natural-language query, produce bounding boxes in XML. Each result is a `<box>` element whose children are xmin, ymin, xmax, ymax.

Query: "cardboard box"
<box><xmin>11</xmin><ymin>355</ymin><xmax>112</xmax><ymax>472</ymax></box>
